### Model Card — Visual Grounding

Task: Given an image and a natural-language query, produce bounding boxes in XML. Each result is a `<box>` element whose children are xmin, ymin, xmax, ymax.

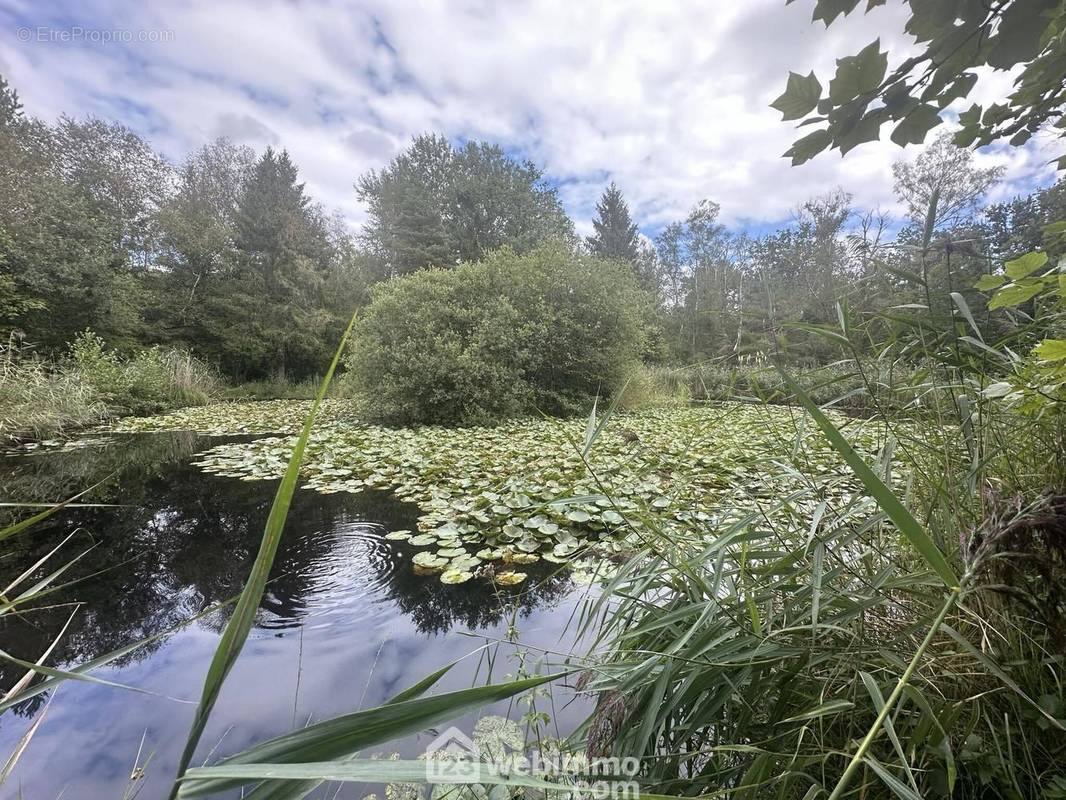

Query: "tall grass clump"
<box><xmin>570</xmin><ymin>235</ymin><xmax>1066</xmax><ymax>798</ymax></box>
<box><xmin>1</xmin><ymin>341</ymin><xmax>108</xmax><ymax>441</ymax></box>
<box><xmin>0</xmin><ymin>332</ymin><xmax>222</xmax><ymax>441</ymax></box>
<box><xmin>571</xmin><ymin>390</ymin><xmax>1065</xmax><ymax>797</ymax></box>
<box><xmin>221</xmin><ymin>375</ymin><xmax>324</xmax><ymax>401</ymax></box>
<box><xmin>613</xmin><ymin>363</ymin><xmax>692</xmax><ymax>411</ymax></box>
<box><xmin>646</xmin><ymin>355</ymin><xmax>945</xmax><ymax>416</ymax></box>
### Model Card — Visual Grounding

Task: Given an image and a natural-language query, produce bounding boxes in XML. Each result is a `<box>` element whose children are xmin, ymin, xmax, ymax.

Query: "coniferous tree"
<box><xmin>0</xmin><ymin>75</ymin><xmax>21</xmax><ymax>129</ymax></box>
<box><xmin>586</xmin><ymin>182</ymin><xmax>640</xmax><ymax>264</ymax></box>
<box><xmin>207</xmin><ymin>147</ymin><xmax>337</xmax><ymax>378</ymax></box>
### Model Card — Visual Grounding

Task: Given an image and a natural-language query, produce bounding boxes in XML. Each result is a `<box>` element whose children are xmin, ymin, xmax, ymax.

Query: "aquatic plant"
<box><xmin>114</xmin><ymin>399</ymin><xmax>901</xmax><ymax>584</ymax></box>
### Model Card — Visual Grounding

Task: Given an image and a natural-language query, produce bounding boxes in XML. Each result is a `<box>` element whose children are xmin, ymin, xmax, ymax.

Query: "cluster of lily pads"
<box><xmin>112</xmin><ymin>400</ymin><xmax>893</xmax><ymax>585</ymax></box>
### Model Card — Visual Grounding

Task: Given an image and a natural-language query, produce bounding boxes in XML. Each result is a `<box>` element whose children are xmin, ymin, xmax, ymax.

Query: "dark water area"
<box><xmin>0</xmin><ymin>432</ymin><xmax>592</xmax><ymax>799</ymax></box>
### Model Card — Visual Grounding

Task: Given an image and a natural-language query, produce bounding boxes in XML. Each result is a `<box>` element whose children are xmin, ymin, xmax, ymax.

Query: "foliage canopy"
<box><xmin>356</xmin><ymin>134</ymin><xmax>574</xmax><ymax>277</ymax></box>
<box><xmin>773</xmin><ymin>0</ymin><xmax>1066</xmax><ymax>165</ymax></box>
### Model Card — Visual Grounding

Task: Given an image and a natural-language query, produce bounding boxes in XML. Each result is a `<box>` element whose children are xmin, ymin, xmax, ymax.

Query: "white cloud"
<box><xmin>0</xmin><ymin>0</ymin><xmax>1059</xmax><ymax>236</ymax></box>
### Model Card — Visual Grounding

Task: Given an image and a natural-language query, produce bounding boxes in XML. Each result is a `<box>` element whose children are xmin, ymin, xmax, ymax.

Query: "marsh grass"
<box><xmin>1</xmin><ymin>336</ymin><xmax>222</xmax><ymax>442</ymax></box>
<box><xmin>222</xmin><ymin>375</ymin><xmax>328</xmax><ymax>401</ymax></box>
<box><xmin>565</xmin><ymin>288</ymin><xmax>1066</xmax><ymax>798</ymax></box>
<box><xmin>0</xmin><ymin>344</ymin><xmax>108</xmax><ymax>441</ymax></box>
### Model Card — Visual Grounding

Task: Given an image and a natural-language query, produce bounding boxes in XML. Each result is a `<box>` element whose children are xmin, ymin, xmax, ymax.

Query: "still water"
<box><xmin>0</xmin><ymin>432</ymin><xmax>592</xmax><ymax>799</ymax></box>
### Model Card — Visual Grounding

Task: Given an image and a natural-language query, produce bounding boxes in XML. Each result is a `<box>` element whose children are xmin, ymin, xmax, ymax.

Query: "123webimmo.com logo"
<box><xmin>424</xmin><ymin>726</ymin><xmax>641</xmax><ymax>799</ymax></box>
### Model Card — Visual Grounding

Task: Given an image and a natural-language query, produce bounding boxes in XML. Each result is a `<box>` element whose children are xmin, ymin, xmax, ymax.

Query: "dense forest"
<box><xmin>3</xmin><ymin>69</ymin><xmax>1063</xmax><ymax>406</ymax></box>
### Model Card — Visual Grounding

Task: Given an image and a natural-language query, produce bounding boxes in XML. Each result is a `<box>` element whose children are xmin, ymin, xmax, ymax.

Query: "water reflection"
<box><xmin>0</xmin><ymin>432</ymin><xmax>587</xmax><ymax>799</ymax></box>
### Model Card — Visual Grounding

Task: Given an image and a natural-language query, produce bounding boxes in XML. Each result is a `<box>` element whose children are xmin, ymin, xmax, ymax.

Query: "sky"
<box><xmin>0</xmin><ymin>0</ymin><xmax>1060</xmax><ymax>238</ymax></box>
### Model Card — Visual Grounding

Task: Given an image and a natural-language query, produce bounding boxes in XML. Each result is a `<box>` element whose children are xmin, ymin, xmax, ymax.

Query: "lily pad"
<box><xmin>440</xmin><ymin>569</ymin><xmax>473</xmax><ymax>585</ymax></box>
<box><xmin>504</xmin><ymin>552</ymin><xmax>539</xmax><ymax>564</ymax></box>
<box><xmin>450</xmin><ymin>555</ymin><xmax>483</xmax><ymax>570</ymax></box>
<box><xmin>412</xmin><ymin>552</ymin><xmax>448</xmax><ymax>569</ymax></box>
<box><xmin>115</xmin><ymin>399</ymin><xmax>895</xmax><ymax>580</ymax></box>
<box><xmin>408</xmin><ymin>534</ymin><xmax>438</xmax><ymax>546</ymax></box>
<box><xmin>494</xmin><ymin>571</ymin><xmax>528</xmax><ymax>586</ymax></box>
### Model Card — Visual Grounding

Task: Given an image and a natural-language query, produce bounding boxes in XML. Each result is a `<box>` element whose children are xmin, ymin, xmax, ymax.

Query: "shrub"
<box><xmin>69</xmin><ymin>330</ymin><xmax>220</xmax><ymax>415</ymax></box>
<box><xmin>346</xmin><ymin>244</ymin><xmax>651</xmax><ymax>425</ymax></box>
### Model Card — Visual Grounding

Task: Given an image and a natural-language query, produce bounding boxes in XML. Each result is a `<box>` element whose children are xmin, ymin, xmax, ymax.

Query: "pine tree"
<box><xmin>218</xmin><ymin>148</ymin><xmax>336</xmax><ymax>378</ymax></box>
<box><xmin>0</xmin><ymin>76</ymin><xmax>23</xmax><ymax>129</ymax></box>
<box><xmin>236</xmin><ymin>148</ymin><xmax>317</xmax><ymax>292</ymax></box>
<box><xmin>586</xmin><ymin>183</ymin><xmax>640</xmax><ymax>263</ymax></box>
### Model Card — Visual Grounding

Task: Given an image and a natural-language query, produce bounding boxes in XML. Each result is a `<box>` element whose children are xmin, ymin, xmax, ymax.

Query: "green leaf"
<box><xmin>1004</xmin><ymin>250</ymin><xmax>1048</xmax><ymax>280</ymax></box>
<box><xmin>781</xmin><ymin>698</ymin><xmax>855</xmax><ymax>723</ymax></box>
<box><xmin>986</xmin><ymin>3</ymin><xmax>1047</xmax><ymax>69</ymax></box>
<box><xmin>168</xmin><ymin>311</ymin><xmax>360</xmax><ymax>799</ymax></box>
<box><xmin>837</xmin><ymin>110</ymin><xmax>883</xmax><ymax>153</ymax></box>
<box><xmin>0</xmin><ymin>647</ymin><xmax>190</xmax><ymax>705</ymax></box>
<box><xmin>0</xmin><ymin>475</ymin><xmax>112</xmax><ymax>543</ymax></box>
<box><xmin>940</xmin><ymin>625</ymin><xmax>1065</xmax><ymax>730</ymax></box>
<box><xmin>890</xmin><ymin>104</ymin><xmax>942</xmax><ymax>146</ymax></box>
<box><xmin>771</xmin><ymin>71</ymin><xmax>823</xmax><ymax>120</ymax></box>
<box><xmin>0</xmin><ymin>596</ymin><xmax>236</xmax><ymax>714</ymax></box>
<box><xmin>177</xmin><ymin>672</ymin><xmax>568</xmax><ymax>797</ymax></box>
<box><xmin>988</xmin><ymin>280</ymin><xmax>1047</xmax><ymax>309</ymax></box>
<box><xmin>974</xmin><ymin>274</ymin><xmax>1005</xmax><ymax>291</ymax></box>
<box><xmin>1034</xmin><ymin>339</ymin><xmax>1066</xmax><ymax>363</ymax></box>
<box><xmin>582</xmin><ymin>376</ymin><xmax>629</xmax><ymax>459</ymax></box>
<box><xmin>828</xmin><ymin>39</ymin><xmax>887</xmax><ymax>103</ymax></box>
<box><xmin>863</xmin><ymin>754</ymin><xmax>923</xmax><ymax>800</ymax></box>
<box><xmin>859</xmin><ymin>673</ymin><xmax>918</xmax><ymax>795</ymax></box>
<box><xmin>785</xmin><ymin>129</ymin><xmax>832</xmax><ymax>166</ymax></box>
<box><xmin>240</xmin><ymin>662</ymin><xmax>469</xmax><ymax>800</ymax></box>
<box><xmin>950</xmin><ymin>292</ymin><xmax>982</xmax><ymax>342</ymax></box>
<box><xmin>982</xmin><ymin>382</ymin><xmax>1013</xmax><ymax>399</ymax></box>
<box><xmin>775</xmin><ymin>367</ymin><xmax>959</xmax><ymax>589</ymax></box>
<box><xmin>938</xmin><ymin>72</ymin><xmax>978</xmax><ymax>108</ymax></box>
<box><xmin>812</xmin><ymin>0</ymin><xmax>863</xmax><ymax>26</ymax></box>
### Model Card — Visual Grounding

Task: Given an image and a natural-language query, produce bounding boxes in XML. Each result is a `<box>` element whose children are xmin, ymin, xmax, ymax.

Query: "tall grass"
<box><xmin>568</xmin><ymin>279</ymin><xmax>1066</xmax><ymax>798</ymax></box>
<box><xmin>0</xmin><ymin>343</ymin><xmax>108</xmax><ymax>441</ymax></box>
<box><xmin>0</xmin><ymin>333</ymin><xmax>221</xmax><ymax>442</ymax></box>
<box><xmin>220</xmin><ymin>376</ymin><xmax>324</xmax><ymax>401</ymax></box>
<box><xmin>636</xmin><ymin>357</ymin><xmax>949</xmax><ymax>415</ymax></box>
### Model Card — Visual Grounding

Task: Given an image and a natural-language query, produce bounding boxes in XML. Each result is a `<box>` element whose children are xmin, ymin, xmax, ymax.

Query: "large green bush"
<box><xmin>346</xmin><ymin>245</ymin><xmax>650</xmax><ymax>425</ymax></box>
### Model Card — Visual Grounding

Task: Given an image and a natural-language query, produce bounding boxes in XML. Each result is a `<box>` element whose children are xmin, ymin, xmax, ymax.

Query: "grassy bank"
<box><xmin>0</xmin><ymin>332</ymin><xmax>220</xmax><ymax>442</ymax></box>
<box><xmin>624</xmin><ymin>358</ymin><xmax>949</xmax><ymax>415</ymax></box>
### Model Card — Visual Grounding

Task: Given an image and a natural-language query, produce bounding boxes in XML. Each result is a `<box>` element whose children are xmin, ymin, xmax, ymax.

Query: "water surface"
<box><xmin>0</xmin><ymin>432</ymin><xmax>591</xmax><ymax>799</ymax></box>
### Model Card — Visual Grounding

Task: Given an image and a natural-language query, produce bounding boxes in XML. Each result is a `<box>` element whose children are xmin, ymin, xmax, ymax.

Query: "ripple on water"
<box><xmin>258</xmin><ymin>521</ymin><xmax>403</xmax><ymax>634</ymax></box>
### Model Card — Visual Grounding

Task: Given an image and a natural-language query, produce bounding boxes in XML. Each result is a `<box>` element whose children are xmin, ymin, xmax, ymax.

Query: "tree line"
<box><xmin>2</xmin><ymin>73</ymin><xmax>1063</xmax><ymax>382</ymax></box>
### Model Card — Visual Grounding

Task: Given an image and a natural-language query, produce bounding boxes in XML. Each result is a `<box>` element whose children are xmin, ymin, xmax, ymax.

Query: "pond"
<box><xmin>0</xmin><ymin>430</ymin><xmax>593</xmax><ymax>799</ymax></box>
